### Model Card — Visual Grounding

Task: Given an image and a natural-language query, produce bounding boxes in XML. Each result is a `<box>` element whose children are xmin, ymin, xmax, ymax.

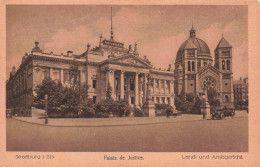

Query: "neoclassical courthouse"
<box><xmin>6</xmin><ymin>19</ymin><xmax>234</xmax><ymax>114</ymax></box>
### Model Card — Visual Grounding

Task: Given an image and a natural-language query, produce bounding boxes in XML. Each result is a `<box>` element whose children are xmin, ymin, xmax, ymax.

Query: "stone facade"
<box><xmin>233</xmin><ymin>77</ymin><xmax>248</xmax><ymax>105</ymax></box>
<box><xmin>174</xmin><ymin>26</ymin><xmax>234</xmax><ymax>106</ymax></box>
<box><xmin>6</xmin><ymin>36</ymin><xmax>175</xmax><ymax>114</ymax></box>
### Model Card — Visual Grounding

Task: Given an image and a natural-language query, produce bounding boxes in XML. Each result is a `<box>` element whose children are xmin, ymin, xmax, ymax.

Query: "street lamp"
<box><xmin>44</xmin><ymin>94</ymin><xmax>48</xmax><ymax>124</ymax></box>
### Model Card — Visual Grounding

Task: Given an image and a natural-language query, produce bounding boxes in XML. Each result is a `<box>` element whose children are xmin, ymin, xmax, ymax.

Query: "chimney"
<box><xmin>128</xmin><ymin>45</ymin><xmax>133</xmax><ymax>53</ymax></box>
<box><xmin>167</xmin><ymin>64</ymin><xmax>172</xmax><ymax>71</ymax></box>
<box><xmin>67</xmin><ymin>51</ymin><xmax>73</xmax><ymax>57</ymax></box>
<box><xmin>134</xmin><ymin>42</ymin><xmax>138</xmax><ymax>53</ymax></box>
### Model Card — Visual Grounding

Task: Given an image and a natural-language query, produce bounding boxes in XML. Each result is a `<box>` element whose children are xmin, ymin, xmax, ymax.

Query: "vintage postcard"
<box><xmin>0</xmin><ymin>0</ymin><xmax>260</xmax><ymax>166</ymax></box>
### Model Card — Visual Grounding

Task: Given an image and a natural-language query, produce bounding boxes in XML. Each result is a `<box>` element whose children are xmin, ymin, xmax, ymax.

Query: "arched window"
<box><xmin>188</xmin><ymin>61</ymin><xmax>191</xmax><ymax>71</ymax></box>
<box><xmin>222</xmin><ymin>60</ymin><xmax>225</xmax><ymax>70</ymax></box>
<box><xmin>198</xmin><ymin>61</ymin><xmax>201</xmax><ymax>69</ymax></box>
<box><xmin>192</xmin><ymin>61</ymin><xmax>195</xmax><ymax>71</ymax></box>
<box><xmin>225</xmin><ymin>95</ymin><xmax>229</xmax><ymax>103</ymax></box>
<box><xmin>227</xmin><ymin>60</ymin><xmax>230</xmax><ymax>70</ymax></box>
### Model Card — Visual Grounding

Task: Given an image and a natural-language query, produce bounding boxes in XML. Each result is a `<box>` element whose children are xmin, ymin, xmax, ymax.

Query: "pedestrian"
<box><xmin>166</xmin><ymin>107</ymin><xmax>171</xmax><ymax>118</ymax></box>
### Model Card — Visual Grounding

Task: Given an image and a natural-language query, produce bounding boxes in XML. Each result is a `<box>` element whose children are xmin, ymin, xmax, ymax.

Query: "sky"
<box><xmin>6</xmin><ymin>5</ymin><xmax>248</xmax><ymax>80</ymax></box>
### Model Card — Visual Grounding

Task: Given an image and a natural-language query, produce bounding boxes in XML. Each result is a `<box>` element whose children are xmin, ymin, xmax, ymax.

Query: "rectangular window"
<box><xmin>130</xmin><ymin>79</ymin><xmax>135</xmax><ymax>91</ymax></box>
<box><xmin>93</xmin><ymin>80</ymin><xmax>96</xmax><ymax>89</ymax></box>
<box><xmin>63</xmin><ymin>71</ymin><xmax>69</xmax><ymax>83</ymax></box>
<box><xmin>116</xmin><ymin>78</ymin><xmax>119</xmax><ymax>90</ymax></box>
<box><xmin>168</xmin><ymin>98</ymin><xmax>170</xmax><ymax>104</ymax></box>
<box><xmin>43</xmin><ymin>70</ymin><xmax>50</xmax><ymax>80</ymax></box>
<box><xmin>131</xmin><ymin>97</ymin><xmax>134</xmax><ymax>104</ymax></box>
<box><xmin>124</xmin><ymin>78</ymin><xmax>127</xmax><ymax>90</ymax></box>
<box><xmin>198</xmin><ymin>62</ymin><xmax>201</xmax><ymax>68</ymax></box>
<box><xmin>192</xmin><ymin>61</ymin><xmax>195</xmax><ymax>71</ymax></box>
<box><xmin>188</xmin><ymin>61</ymin><xmax>191</xmax><ymax>71</ymax></box>
<box><xmin>162</xmin><ymin>97</ymin><xmax>165</xmax><ymax>104</ymax></box>
<box><xmin>53</xmin><ymin>71</ymin><xmax>59</xmax><ymax>81</ymax></box>
<box><xmin>93</xmin><ymin>96</ymin><xmax>96</xmax><ymax>104</ymax></box>
<box><xmin>156</xmin><ymin>97</ymin><xmax>160</xmax><ymax>104</ymax></box>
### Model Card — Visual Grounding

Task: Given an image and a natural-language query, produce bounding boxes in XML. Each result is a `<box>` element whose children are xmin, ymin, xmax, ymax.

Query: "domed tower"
<box><xmin>174</xmin><ymin>25</ymin><xmax>212</xmax><ymax>96</ymax></box>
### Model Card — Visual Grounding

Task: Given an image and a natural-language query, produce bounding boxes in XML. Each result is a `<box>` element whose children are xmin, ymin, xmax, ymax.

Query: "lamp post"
<box><xmin>44</xmin><ymin>94</ymin><xmax>48</xmax><ymax>124</ymax></box>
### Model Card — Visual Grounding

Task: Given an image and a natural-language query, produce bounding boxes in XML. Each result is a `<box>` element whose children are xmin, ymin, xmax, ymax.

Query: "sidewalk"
<box><xmin>12</xmin><ymin>110</ymin><xmax>248</xmax><ymax>127</ymax></box>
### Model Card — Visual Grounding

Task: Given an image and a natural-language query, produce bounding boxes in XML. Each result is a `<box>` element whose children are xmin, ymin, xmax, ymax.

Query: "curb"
<box><xmin>10</xmin><ymin>116</ymin><xmax>247</xmax><ymax>128</ymax></box>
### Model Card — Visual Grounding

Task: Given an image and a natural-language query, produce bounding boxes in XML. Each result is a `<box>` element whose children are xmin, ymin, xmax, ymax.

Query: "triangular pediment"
<box><xmin>198</xmin><ymin>64</ymin><xmax>221</xmax><ymax>77</ymax></box>
<box><xmin>102</xmin><ymin>54</ymin><xmax>153</xmax><ymax>68</ymax></box>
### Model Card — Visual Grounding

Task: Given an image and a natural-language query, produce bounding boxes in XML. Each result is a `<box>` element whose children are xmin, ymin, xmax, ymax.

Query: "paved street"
<box><xmin>6</xmin><ymin>116</ymin><xmax>248</xmax><ymax>152</ymax></box>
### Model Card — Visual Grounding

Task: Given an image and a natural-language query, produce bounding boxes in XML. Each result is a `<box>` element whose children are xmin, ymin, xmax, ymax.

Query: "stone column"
<box><xmin>158</xmin><ymin>79</ymin><xmax>161</xmax><ymax>93</ymax></box>
<box><xmin>170</xmin><ymin>80</ymin><xmax>175</xmax><ymax>107</ymax></box>
<box><xmin>106</xmin><ymin>68</ymin><xmax>115</xmax><ymax>99</ymax></box>
<box><xmin>134</xmin><ymin>72</ymin><xmax>139</xmax><ymax>108</ymax></box>
<box><xmin>50</xmin><ymin>68</ymin><xmax>53</xmax><ymax>79</ymax></box>
<box><xmin>163</xmin><ymin>80</ymin><xmax>166</xmax><ymax>94</ymax></box>
<box><xmin>60</xmin><ymin>69</ymin><xmax>64</xmax><ymax>84</ymax></box>
<box><xmin>153</xmin><ymin>78</ymin><xmax>156</xmax><ymax>93</ymax></box>
<box><xmin>127</xmin><ymin>76</ymin><xmax>131</xmax><ymax>105</ymax></box>
<box><xmin>139</xmin><ymin>75</ymin><xmax>143</xmax><ymax>106</ymax></box>
<box><xmin>143</xmin><ymin>74</ymin><xmax>147</xmax><ymax>102</ymax></box>
<box><xmin>120</xmin><ymin>71</ymin><xmax>124</xmax><ymax>100</ymax></box>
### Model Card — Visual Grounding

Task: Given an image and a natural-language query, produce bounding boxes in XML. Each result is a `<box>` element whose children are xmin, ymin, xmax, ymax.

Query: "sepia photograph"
<box><xmin>4</xmin><ymin>5</ymin><xmax>250</xmax><ymax>153</ymax></box>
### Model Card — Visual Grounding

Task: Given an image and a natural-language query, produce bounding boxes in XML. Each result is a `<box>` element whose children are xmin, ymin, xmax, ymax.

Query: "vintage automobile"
<box><xmin>223</xmin><ymin>106</ymin><xmax>236</xmax><ymax>118</ymax></box>
<box><xmin>211</xmin><ymin>106</ymin><xmax>235</xmax><ymax>120</ymax></box>
<box><xmin>211</xmin><ymin>107</ymin><xmax>224</xmax><ymax>120</ymax></box>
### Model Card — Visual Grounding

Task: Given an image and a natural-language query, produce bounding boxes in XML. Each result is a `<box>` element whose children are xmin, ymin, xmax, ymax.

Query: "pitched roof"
<box><xmin>198</xmin><ymin>63</ymin><xmax>221</xmax><ymax>76</ymax></box>
<box><xmin>100</xmin><ymin>54</ymin><xmax>153</xmax><ymax>69</ymax></box>
<box><xmin>215</xmin><ymin>36</ymin><xmax>232</xmax><ymax>50</ymax></box>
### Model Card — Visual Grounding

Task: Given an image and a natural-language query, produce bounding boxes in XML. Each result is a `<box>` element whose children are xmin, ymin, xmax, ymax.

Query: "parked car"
<box><xmin>211</xmin><ymin>106</ymin><xmax>235</xmax><ymax>120</ymax></box>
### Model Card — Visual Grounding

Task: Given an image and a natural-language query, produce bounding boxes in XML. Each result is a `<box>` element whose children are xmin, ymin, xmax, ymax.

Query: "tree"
<box><xmin>32</xmin><ymin>78</ymin><xmax>63</xmax><ymax>114</ymax></box>
<box><xmin>186</xmin><ymin>93</ymin><xmax>195</xmax><ymax>103</ymax></box>
<box><xmin>33</xmin><ymin>78</ymin><xmax>93</xmax><ymax>118</ymax></box>
<box><xmin>207</xmin><ymin>88</ymin><xmax>220</xmax><ymax>107</ymax></box>
<box><xmin>191</xmin><ymin>96</ymin><xmax>202</xmax><ymax>114</ymax></box>
<box><xmin>174</xmin><ymin>93</ymin><xmax>193</xmax><ymax>113</ymax></box>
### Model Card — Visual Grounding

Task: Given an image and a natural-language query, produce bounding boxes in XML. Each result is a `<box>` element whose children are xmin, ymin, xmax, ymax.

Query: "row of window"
<box><xmin>222</xmin><ymin>60</ymin><xmax>231</xmax><ymax>70</ymax></box>
<box><xmin>187</xmin><ymin>61</ymin><xmax>208</xmax><ymax>72</ymax></box>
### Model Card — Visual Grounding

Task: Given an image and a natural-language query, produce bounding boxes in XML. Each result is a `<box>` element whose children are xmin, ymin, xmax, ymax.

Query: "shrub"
<box><xmin>155</xmin><ymin>104</ymin><xmax>174</xmax><ymax>116</ymax></box>
<box><xmin>134</xmin><ymin>108</ymin><xmax>144</xmax><ymax>117</ymax></box>
<box><xmin>175</xmin><ymin>96</ymin><xmax>193</xmax><ymax>113</ymax></box>
<box><xmin>191</xmin><ymin>96</ymin><xmax>202</xmax><ymax>114</ymax></box>
<box><xmin>94</xmin><ymin>99</ymin><xmax>131</xmax><ymax>117</ymax></box>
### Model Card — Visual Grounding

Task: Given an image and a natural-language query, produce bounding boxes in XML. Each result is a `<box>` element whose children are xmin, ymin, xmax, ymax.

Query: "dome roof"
<box><xmin>176</xmin><ymin>26</ymin><xmax>211</xmax><ymax>61</ymax></box>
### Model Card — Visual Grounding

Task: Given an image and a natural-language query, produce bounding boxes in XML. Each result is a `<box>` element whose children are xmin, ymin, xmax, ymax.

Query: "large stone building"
<box><xmin>6</xmin><ymin>22</ymin><xmax>175</xmax><ymax>115</ymax></box>
<box><xmin>174</xmin><ymin>25</ymin><xmax>234</xmax><ymax>106</ymax></box>
<box><xmin>233</xmin><ymin>77</ymin><xmax>248</xmax><ymax>105</ymax></box>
